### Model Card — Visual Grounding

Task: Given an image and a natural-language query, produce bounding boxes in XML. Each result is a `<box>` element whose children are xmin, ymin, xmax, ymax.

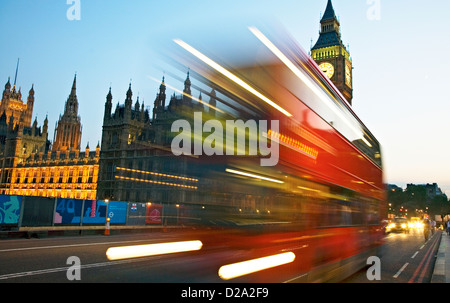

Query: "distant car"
<box><xmin>386</xmin><ymin>217</ymin><xmax>409</xmax><ymax>233</ymax></box>
<box><xmin>381</xmin><ymin>220</ymin><xmax>389</xmax><ymax>234</ymax></box>
<box><xmin>408</xmin><ymin>217</ymin><xmax>423</xmax><ymax>230</ymax></box>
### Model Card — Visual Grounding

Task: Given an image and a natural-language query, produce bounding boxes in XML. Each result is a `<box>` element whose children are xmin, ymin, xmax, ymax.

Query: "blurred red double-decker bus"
<box><xmin>164</xmin><ymin>26</ymin><xmax>386</xmax><ymax>282</ymax></box>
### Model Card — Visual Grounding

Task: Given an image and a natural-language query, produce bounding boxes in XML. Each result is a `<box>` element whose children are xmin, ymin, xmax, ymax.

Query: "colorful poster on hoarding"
<box><xmin>131</xmin><ymin>203</ymin><xmax>137</xmax><ymax>212</ymax></box>
<box><xmin>146</xmin><ymin>204</ymin><xmax>163</xmax><ymax>224</ymax></box>
<box><xmin>107</xmin><ymin>201</ymin><xmax>127</xmax><ymax>224</ymax></box>
<box><xmin>54</xmin><ymin>198</ymin><xmax>83</xmax><ymax>224</ymax></box>
<box><xmin>127</xmin><ymin>203</ymin><xmax>147</xmax><ymax>225</ymax></box>
<box><xmin>0</xmin><ymin>195</ymin><xmax>22</xmax><ymax>224</ymax></box>
<box><xmin>82</xmin><ymin>200</ymin><xmax>107</xmax><ymax>224</ymax></box>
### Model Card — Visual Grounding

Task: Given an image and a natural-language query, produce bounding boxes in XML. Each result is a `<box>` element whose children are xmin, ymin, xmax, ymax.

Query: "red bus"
<box><xmin>166</xmin><ymin>27</ymin><xmax>385</xmax><ymax>282</ymax></box>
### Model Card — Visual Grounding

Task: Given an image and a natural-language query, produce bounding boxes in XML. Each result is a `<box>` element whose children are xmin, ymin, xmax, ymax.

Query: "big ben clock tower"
<box><xmin>311</xmin><ymin>0</ymin><xmax>353</xmax><ymax>105</ymax></box>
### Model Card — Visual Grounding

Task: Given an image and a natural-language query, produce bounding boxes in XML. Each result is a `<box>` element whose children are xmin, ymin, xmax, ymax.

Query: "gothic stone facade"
<box><xmin>0</xmin><ymin>75</ymin><xmax>99</xmax><ymax>199</ymax></box>
<box><xmin>96</xmin><ymin>73</ymin><xmax>216</xmax><ymax>205</ymax></box>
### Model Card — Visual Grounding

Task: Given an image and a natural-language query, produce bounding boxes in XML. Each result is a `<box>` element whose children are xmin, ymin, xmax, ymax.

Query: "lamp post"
<box><xmin>105</xmin><ymin>199</ymin><xmax>109</xmax><ymax>218</ymax></box>
<box><xmin>104</xmin><ymin>199</ymin><xmax>110</xmax><ymax>236</ymax></box>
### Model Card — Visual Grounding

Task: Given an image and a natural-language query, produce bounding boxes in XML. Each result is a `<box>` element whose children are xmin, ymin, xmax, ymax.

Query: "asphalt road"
<box><xmin>343</xmin><ymin>229</ymin><xmax>441</xmax><ymax>283</ymax></box>
<box><xmin>0</xmin><ymin>229</ymin><xmax>440</xmax><ymax>284</ymax></box>
<box><xmin>0</xmin><ymin>230</ymin><xmax>284</xmax><ymax>283</ymax></box>
<box><xmin>0</xmin><ymin>232</ymin><xmax>223</xmax><ymax>283</ymax></box>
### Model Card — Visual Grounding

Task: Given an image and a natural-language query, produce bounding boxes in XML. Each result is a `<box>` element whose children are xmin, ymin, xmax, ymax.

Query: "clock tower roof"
<box><xmin>312</xmin><ymin>0</ymin><xmax>346</xmax><ymax>51</ymax></box>
<box><xmin>311</xmin><ymin>31</ymin><xmax>342</xmax><ymax>50</ymax></box>
<box><xmin>321</xmin><ymin>0</ymin><xmax>337</xmax><ymax>22</ymax></box>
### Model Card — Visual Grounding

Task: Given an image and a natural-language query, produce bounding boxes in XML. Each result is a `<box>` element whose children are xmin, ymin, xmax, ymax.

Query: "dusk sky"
<box><xmin>1</xmin><ymin>0</ymin><xmax>449</xmax><ymax>194</ymax></box>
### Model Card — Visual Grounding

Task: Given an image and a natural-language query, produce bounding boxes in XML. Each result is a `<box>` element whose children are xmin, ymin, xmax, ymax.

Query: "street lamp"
<box><xmin>105</xmin><ymin>199</ymin><xmax>110</xmax><ymax>236</ymax></box>
<box><xmin>105</xmin><ymin>199</ymin><xmax>110</xmax><ymax>221</ymax></box>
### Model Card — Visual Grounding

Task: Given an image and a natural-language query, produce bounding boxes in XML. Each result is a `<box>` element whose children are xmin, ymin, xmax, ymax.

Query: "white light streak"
<box><xmin>218</xmin><ymin>252</ymin><xmax>296</xmax><ymax>280</ymax></box>
<box><xmin>173</xmin><ymin>39</ymin><xmax>293</xmax><ymax>117</ymax></box>
<box><xmin>248</xmin><ymin>26</ymin><xmax>364</xmax><ymax>140</ymax></box>
<box><xmin>106</xmin><ymin>240</ymin><xmax>203</xmax><ymax>260</ymax></box>
<box><xmin>147</xmin><ymin>75</ymin><xmax>225</xmax><ymax>114</ymax></box>
<box><xmin>225</xmin><ymin>168</ymin><xmax>284</xmax><ymax>184</ymax></box>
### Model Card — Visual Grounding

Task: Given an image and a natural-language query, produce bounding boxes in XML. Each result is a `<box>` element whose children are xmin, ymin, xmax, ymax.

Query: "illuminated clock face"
<box><xmin>319</xmin><ymin>62</ymin><xmax>334</xmax><ymax>79</ymax></box>
<box><xmin>345</xmin><ymin>63</ymin><xmax>352</xmax><ymax>88</ymax></box>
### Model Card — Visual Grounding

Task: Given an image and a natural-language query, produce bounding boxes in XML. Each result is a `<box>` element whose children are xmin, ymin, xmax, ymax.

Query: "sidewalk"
<box><xmin>431</xmin><ymin>231</ymin><xmax>450</xmax><ymax>283</ymax></box>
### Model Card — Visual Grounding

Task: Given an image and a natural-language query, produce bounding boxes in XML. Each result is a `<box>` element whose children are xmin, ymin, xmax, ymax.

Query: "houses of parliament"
<box><xmin>0</xmin><ymin>0</ymin><xmax>353</xmax><ymax>203</ymax></box>
<box><xmin>0</xmin><ymin>74</ymin><xmax>99</xmax><ymax>200</ymax></box>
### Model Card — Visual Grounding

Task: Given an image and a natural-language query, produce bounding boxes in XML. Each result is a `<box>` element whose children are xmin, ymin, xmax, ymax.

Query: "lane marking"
<box><xmin>408</xmin><ymin>232</ymin><xmax>440</xmax><ymax>283</ymax></box>
<box><xmin>393</xmin><ymin>263</ymin><xmax>409</xmax><ymax>279</ymax></box>
<box><xmin>411</xmin><ymin>251</ymin><xmax>419</xmax><ymax>259</ymax></box>
<box><xmin>283</xmin><ymin>273</ymin><xmax>308</xmax><ymax>283</ymax></box>
<box><xmin>0</xmin><ymin>256</ymin><xmax>162</xmax><ymax>280</ymax></box>
<box><xmin>0</xmin><ymin>239</ymin><xmax>165</xmax><ymax>253</ymax></box>
<box><xmin>418</xmin><ymin>244</ymin><xmax>438</xmax><ymax>282</ymax></box>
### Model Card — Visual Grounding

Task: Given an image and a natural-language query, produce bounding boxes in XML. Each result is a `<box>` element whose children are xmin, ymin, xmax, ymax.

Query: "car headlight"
<box><xmin>388</xmin><ymin>223</ymin><xmax>395</xmax><ymax>229</ymax></box>
<box><xmin>401</xmin><ymin>224</ymin><xmax>407</xmax><ymax>229</ymax></box>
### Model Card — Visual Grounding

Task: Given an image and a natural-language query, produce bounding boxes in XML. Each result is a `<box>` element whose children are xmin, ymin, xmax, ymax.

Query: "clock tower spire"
<box><xmin>312</xmin><ymin>0</ymin><xmax>353</xmax><ymax>105</ymax></box>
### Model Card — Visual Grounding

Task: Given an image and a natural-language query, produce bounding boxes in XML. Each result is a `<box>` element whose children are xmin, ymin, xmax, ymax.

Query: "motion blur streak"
<box><xmin>173</xmin><ymin>39</ymin><xmax>293</xmax><ymax>117</ymax></box>
<box><xmin>225</xmin><ymin>168</ymin><xmax>284</xmax><ymax>184</ymax></box>
<box><xmin>147</xmin><ymin>75</ymin><xmax>225</xmax><ymax>114</ymax></box>
<box><xmin>218</xmin><ymin>252</ymin><xmax>296</xmax><ymax>280</ymax></box>
<box><xmin>248</xmin><ymin>26</ymin><xmax>365</xmax><ymax>141</ymax></box>
<box><xmin>105</xmin><ymin>240</ymin><xmax>203</xmax><ymax>261</ymax></box>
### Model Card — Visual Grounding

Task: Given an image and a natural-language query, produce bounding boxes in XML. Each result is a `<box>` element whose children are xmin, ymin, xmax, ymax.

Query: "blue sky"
<box><xmin>1</xmin><ymin>0</ymin><xmax>450</xmax><ymax>194</ymax></box>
